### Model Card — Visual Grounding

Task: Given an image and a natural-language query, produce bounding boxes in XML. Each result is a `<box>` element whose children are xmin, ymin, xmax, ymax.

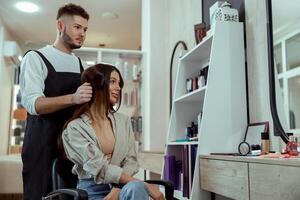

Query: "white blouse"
<box><xmin>62</xmin><ymin>112</ymin><xmax>139</xmax><ymax>184</ymax></box>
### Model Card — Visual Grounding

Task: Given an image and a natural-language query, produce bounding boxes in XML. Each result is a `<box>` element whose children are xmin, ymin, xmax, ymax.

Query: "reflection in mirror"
<box><xmin>244</xmin><ymin>122</ymin><xmax>269</xmax><ymax>147</ymax></box>
<box><xmin>272</xmin><ymin>0</ymin><xmax>300</xmax><ymax>134</ymax></box>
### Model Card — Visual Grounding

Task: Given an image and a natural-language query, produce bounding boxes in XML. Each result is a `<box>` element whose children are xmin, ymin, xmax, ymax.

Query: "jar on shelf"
<box><xmin>212</xmin><ymin>1</ymin><xmax>239</xmax><ymax>30</ymax></box>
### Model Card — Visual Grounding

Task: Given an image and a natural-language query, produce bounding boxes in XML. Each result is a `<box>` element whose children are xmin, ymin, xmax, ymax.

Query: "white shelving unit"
<box><xmin>163</xmin><ymin>22</ymin><xmax>247</xmax><ymax>200</ymax></box>
<box><xmin>8</xmin><ymin>85</ymin><xmax>25</xmax><ymax>154</ymax></box>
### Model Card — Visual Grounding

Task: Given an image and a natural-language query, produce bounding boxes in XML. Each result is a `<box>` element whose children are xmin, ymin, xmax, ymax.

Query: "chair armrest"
<box><xmin>145</xmin><ymin>179</ymin><xmax>174</xmax><ymax>200</ymax></box>
<box><xmin>42</xmin><ymin>188</ymin><xmax>88</xmax><ymax>200</ymax></box>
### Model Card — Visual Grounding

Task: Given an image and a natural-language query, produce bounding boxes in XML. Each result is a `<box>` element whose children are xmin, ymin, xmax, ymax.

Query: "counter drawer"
<box><xmin>200</xmin><ymin>158</ymin><xmax>249</xmax><ymax>200</ymax></box>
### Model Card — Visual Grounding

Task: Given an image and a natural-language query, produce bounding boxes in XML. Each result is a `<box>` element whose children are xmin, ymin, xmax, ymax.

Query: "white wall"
<box><xmin>141</xmin><ymin>0</ymin><xmax>170</xmax><ymax>151</ymax></box>
<box><xmin>168</xmin><ymin>0</ymin><xmax>202</xmax><ymax>50</ymax></box>
<box><xmin>141</xmin><ymin>0</ymin><xmax>202</xmax><ymax>152</ymax></box>
<box><xmin>0</xmin><ymin>17</ymin><xmax>15</xmax><ymax>155</ymax></box>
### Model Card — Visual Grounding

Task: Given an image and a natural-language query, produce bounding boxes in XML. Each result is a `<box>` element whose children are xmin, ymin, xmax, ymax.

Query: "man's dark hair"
<box><xmin>57</xmin><ymin>3</ymin><xmax>89</xmax><ymax>20</ymax></box>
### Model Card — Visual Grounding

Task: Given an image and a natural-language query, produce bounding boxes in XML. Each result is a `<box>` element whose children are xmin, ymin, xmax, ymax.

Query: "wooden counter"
<box><xmin>199</xmin><ymin>155</ymin><xmax>300</xmax><ymax>200</ymax></box>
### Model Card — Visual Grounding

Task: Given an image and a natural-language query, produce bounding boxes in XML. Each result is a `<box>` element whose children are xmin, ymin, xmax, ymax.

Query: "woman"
<box><xmin>62</xmin><ymin>63</ymin><xmax>165</xmax><ymax>200</ymax></box>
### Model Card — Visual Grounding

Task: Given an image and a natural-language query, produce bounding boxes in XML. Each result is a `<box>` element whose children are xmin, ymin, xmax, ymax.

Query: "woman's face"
<box><xmin>109</xmin><ymin>70</ymin><xmax>121</xmax><ymax>105</ymax></box>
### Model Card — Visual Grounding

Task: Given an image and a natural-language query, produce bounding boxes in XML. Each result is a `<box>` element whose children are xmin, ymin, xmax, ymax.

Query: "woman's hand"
<box><xmin>104</xmin><ymin>188</ymin><xmax>121</xmax><ymax>200</ymax></box>
<box><xmin>144</xmin><ymin>183</ymin><xmax>165</xmax><ymax>200</ymax></box>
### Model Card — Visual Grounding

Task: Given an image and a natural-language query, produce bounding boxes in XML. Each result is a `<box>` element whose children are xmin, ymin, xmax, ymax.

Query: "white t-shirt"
<box><xmin>20</xmin><ymin>45</ymin><xmax>89</xmax><ymax>115</ymax></box>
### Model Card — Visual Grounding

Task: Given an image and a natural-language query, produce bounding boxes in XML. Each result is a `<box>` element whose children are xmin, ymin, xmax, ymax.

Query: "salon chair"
<box><xmin>42</xmin><ymin>157</ymin><xmax>174</xmax><ymax>200</ymax></box>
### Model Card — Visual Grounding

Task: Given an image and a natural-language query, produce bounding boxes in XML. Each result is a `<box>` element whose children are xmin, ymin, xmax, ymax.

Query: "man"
<box><xmin>20</xmin><ymin>4</ymin><xmax>92</xmax><ymax>200</ymax></box>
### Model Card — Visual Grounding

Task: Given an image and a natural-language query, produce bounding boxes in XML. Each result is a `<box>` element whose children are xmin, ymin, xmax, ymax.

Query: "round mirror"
<box><xmin>238</xmin><ymin>141</ymin><xmax>250</xmax><ymax>156</ymax></box>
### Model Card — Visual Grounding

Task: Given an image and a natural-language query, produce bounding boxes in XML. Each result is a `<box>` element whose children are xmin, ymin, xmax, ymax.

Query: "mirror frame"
<box><xmin>266</xmin><ymin>0</ymin><xmax>289</xmax><ymax>143</ymax></box>
<box><xmin>243</xmin><ymin>122</ymin><xmax>269</xmax><ymax>144</ymax></box>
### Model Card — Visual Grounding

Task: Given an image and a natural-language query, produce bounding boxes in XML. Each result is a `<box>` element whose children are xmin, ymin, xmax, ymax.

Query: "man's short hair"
<box><xmin>57</xmin><ymin>3</ymin><xmax>89</xmax><ymax>20</ymax></box>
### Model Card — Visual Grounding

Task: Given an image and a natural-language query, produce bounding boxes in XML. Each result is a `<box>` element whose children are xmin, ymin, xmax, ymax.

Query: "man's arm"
<box><xmin>35</xmin><ymin>82</ymin><xmax>92</xmax><ymax>115</ymax></box>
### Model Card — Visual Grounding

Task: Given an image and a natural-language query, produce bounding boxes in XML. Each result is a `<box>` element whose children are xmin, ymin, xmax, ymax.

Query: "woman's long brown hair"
<box><xmin>58</xmin><ymin>63</ymin><xmax>124</xmax><ymax>155</ymax></box>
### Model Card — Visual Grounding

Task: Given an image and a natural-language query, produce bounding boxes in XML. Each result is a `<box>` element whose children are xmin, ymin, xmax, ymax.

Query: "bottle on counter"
<box><xmin>261</xmin><ymin>132</ymin><xmax>270</xmax><ymax>155</ymax></box>
<box><xmin>286</xmin><ymin>132</ymin><xmax>299</xmax><ymax>156</ymax></box>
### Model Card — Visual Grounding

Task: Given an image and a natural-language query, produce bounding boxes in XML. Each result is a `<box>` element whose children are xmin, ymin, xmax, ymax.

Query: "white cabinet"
<box><xmin>163</xmin><ymin>22</ymin><xmax>247</xmax><ymax>200</ymax></box>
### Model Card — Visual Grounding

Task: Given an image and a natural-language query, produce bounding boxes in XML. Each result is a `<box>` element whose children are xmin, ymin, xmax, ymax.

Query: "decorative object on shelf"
<box><xmin>194</xmin><ymin>23</ymin><xmax>206</xmax><ymax>44</ymax></box>
<box><xmin>186</xmin><ymin>122</ymin><xmax>198</xmax><ymax>138</ymax></box>
<box><xmin>13</xmin><ymin>108</ymin><xmax>27</xmax><ymax>120</ymax></box>
<box><xmin>209</xmin><ymin>1</ymin><xmax>225</xmax><ymax>27</ymax></box>
<box><xmin>211</xmin><ymin>1</ymin><xmax>239</xmax><ymax>30</ymax></box>
<box><xmin>13</xmin><ymin>127</ymin><xmax>21</xmax><ymax>137</ymax></box>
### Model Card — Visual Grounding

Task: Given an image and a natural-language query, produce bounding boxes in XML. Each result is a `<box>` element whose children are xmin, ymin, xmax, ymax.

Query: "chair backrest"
<box><xmin>52</xmin><ymin>157</ymin><xmax>78</xmax><ymax>190</ymax></box>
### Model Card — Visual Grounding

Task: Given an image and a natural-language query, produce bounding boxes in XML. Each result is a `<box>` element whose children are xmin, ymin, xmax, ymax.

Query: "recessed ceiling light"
<box><xmin>16</xmin><ymin>2</ymin><xmax>39</xmax><ymax>13</ymax></box>
<box><xmin>101</xmin><ymin>12</ymin><xmax>118</xmax><ymax>20</ymax></box>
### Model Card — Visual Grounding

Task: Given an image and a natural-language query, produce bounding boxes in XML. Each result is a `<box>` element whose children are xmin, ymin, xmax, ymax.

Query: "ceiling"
<box><xmin>0</xmin><ymin>0</ymin><xmax>141</xmax><ymax>51</ymax></box>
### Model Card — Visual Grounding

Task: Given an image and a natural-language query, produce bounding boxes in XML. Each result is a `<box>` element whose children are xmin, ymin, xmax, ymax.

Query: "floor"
<box><xmin>0</xmin><ymin>194</ymin><xmax>23</xmax><ymax>200</ymax></box>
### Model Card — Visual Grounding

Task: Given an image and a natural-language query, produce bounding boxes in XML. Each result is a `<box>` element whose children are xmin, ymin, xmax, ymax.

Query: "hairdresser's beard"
<box><xmin>61</xmin><ymin>29</ymin><xmax>82</xmax><ymax>50</ymax></box>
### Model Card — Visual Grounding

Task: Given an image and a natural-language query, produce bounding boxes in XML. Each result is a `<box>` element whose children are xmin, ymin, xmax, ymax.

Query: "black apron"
<box><xmin>21</xmin><ymin>50</ymin><xmax>84</xmax><ymax>200</ymax></box>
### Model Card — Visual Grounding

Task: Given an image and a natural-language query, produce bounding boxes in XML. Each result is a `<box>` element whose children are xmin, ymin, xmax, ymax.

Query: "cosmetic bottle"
<box><xmin>123</xmin><ymin>62</ymin><xmax>129</xmax><ymax>80</ymax></box>
<box><xmin>132</xmin><ymin>64</ymin><xmax>138</xmax><ymax>80</ymax></box>
<box><xmin>296</xmin><ymin>137</ymin><xmax>300</xmax><ymax>153</ymax></box>
<box><xmin>261</xmin><ymin>132</ymin><xmax>270</xmax><ymax>155</ymax></box>
<box><xmin>192</xmin><ymin>77</ymin><xmax>198</xmax><ymax>90</ymax></box>
<box><xmin>286</xmin><ymin>133</ymin><xmax>299</xmax><ymax>156</ymax></box>
<box><xmin>186</xmin><ymin>78</ymin><xmax>192</xmax><ymax>93</ymax></box>
<box><xmin>137</xmin><ymin>116</ymin><xmax>142</xmax><ymax>133</ymax></box>
<box><xmin>198</xmin><ymin>70</ymin><xmax>205</xmax><ymax>88</ymax></box>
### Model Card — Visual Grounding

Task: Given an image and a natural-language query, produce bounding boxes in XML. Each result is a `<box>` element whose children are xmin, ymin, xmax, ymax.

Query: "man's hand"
<box><xmin>72</xmin><ymin>82</ymin><xmax>92</xmax><ymax>104</ymax></box>
<box><xmin>145</xmin><ymin>183</ymin><xmax>165</xmax><ymax>200</ymax></box>
<box><xmin>104</xmin><ymin>188</ymin><xmax>120</xmax><ymax>200</ymax></box>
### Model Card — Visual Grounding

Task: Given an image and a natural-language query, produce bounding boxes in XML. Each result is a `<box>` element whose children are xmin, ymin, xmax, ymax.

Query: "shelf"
<box><xmin>168</xmin><ymin>141</ymin><xmax>198</xmax><ymax>145</ymax></box>
<box><xmin>180</xmin><ymin>35</ymin><xmax>213</xmax><ymax>62</ymax></box>
<box><xmin>165</xmin><ymin>22</ymin><xmax>247</xmax><ymax>199</ymax></box>
<box><xmin>174</xmin><ymin>190</ymin><xmax>189</xmax><ymax>200</ymax></box>
<box><xmin>123</xmin><ymin>79</ymin><xmax>141</xmax><ymax>84</ymax></box>
<box><xmin>174</xmin><ymin>86</ymin><xmax>206</xmax><ymax>103</ymax></box>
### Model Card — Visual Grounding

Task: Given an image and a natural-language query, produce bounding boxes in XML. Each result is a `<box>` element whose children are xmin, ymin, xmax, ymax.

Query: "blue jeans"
<box><xmin>77</xmin><ymin>179</ymin><xmax>149</xmax><ymax>200</ymax></box>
